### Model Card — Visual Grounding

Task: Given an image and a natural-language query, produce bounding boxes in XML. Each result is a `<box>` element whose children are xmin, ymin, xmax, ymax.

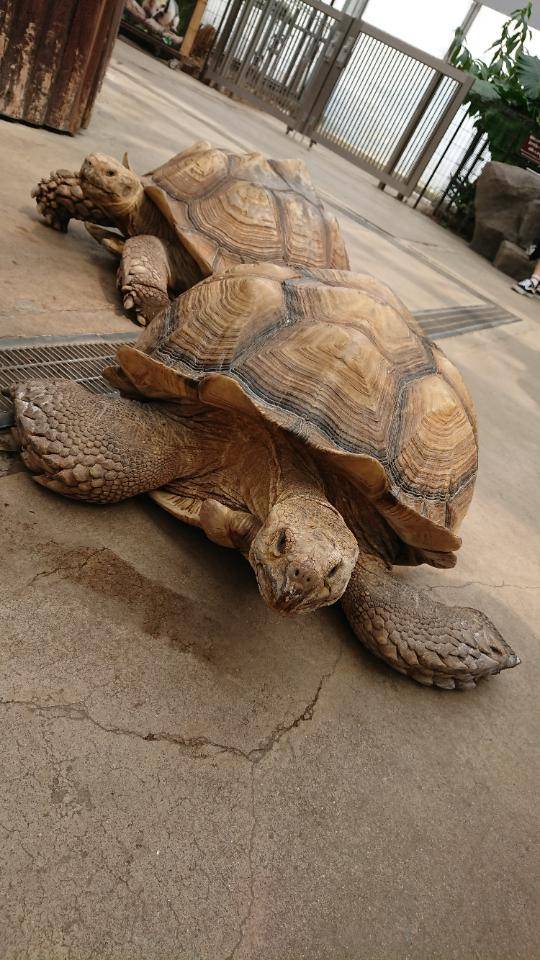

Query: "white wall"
<box><xmin>481</xmin><ymin>0</ymin><xmax>540</xmax><ymax>31</ymax></box>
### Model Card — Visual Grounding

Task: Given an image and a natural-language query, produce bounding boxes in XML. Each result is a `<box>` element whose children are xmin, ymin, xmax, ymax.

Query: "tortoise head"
<box><xmin>80</xmin><ymin>153</ymin><xmax>143</xmax><ymax>217</ymax></box>
<box><xmin>248</xmin><ymin>498</ymin><xmax>358</xmax><ymax>615</ymax></box>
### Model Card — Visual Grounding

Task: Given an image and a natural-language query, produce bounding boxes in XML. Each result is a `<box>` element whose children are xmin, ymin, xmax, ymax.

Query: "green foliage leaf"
<box><xmin>517</xmin><ymin>53</ymin><xmax>540</xmax><ymax>100</ymax></box>
<box><xmin>471</xmin><ymin>78</ymin><xmax>502</xmax><ymax>103</ymax></box>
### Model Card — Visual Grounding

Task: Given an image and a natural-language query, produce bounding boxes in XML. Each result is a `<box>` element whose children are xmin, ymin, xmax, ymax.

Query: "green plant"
<box><xmin>450</xmin><ymin>3</ymin><xmax>540</xmax><ymax>162</ymax></box>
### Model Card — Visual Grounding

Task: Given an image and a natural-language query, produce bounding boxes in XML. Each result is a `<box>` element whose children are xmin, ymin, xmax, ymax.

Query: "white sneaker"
<box><xmin>512</xmin><ymin>276</ymin><xmax>540</xmax><ymax>296</ymax></box>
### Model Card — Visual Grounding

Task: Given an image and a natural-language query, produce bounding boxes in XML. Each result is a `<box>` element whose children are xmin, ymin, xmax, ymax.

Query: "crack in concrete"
<box><xmin>423</xmin><ymin>579</ymin><xmax>539</xmax><ymax>594</ymax></box>
<box><xmin>224</xmin><ymin>765</ymin><xmax>257</xmax><ymax>960</ymax></box>
<box><xmin>222</xmin><ymin>644</ymin><xmax>343</xmax><ymax>960</ymax></box>
<box><xmin>0</xmin><ymin>646</ymin><xmax>343</xmax><ymax>960</ymax></box>
<box><xmin>0</xmin><ymin>699</ymin><xmax>247</xmax><ymax>760</ymax></box>
<box><xmin>0</xmin><ymin>645</ymin><xmax>342</xmax><ymax>765</ymax></box>
<box><xmin>24</xmin><ymin>548</ymin><xmax>108</xmax><ymax>589</ymax></box>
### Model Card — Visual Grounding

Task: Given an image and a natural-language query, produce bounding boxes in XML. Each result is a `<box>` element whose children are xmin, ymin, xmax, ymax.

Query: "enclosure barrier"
<box><xmin>205</xmin><ymin>0</ymin><xmax>473</xmax><ymax>197</ymax></box>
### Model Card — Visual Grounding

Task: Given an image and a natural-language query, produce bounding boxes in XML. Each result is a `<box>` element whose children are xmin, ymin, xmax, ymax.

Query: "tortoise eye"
<box><xmin>106</xmin><ymin>170</ymin><xmax>116</xmax><ymax>177</ymax></box>
<box><xmin>275</xmin><ymin>530</ymin><xmax>288</xmax><ymax>555</ymax></box>
<box><xmin>328</xmin><ymin>560</ymin><xmax>342</xmax><ymax>578</ymax></box>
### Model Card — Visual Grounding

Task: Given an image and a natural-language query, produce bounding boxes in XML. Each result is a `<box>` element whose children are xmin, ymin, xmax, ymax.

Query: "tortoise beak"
<box><xmin>253</xmin><ymin>562</ymin><xmax>330</xmax><ymax>615</ymax></box>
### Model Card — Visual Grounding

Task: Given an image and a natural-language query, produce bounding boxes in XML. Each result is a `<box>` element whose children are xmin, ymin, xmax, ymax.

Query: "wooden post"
<box><xmin>0</xmin><ymin>0</ymin><xmax>125</xmax><ymax>134</ymax></box>
<box><xmin>180</xmin><ymin>0</ymin><xmax>208</xmax><ymax>58</ymax></box>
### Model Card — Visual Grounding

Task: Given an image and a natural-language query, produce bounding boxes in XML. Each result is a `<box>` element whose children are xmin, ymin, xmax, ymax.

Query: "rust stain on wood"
<box><xmin>0</xmin><ymin>0</ymin><xmax>125</xmax><ymax>133</ymax></box>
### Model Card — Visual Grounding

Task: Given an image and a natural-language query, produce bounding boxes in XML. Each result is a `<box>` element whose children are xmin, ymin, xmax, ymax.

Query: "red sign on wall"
<box><xmin>521</xmin><ymin>132</ymin><xmax>540</xmax><ymax>165</ymax></box>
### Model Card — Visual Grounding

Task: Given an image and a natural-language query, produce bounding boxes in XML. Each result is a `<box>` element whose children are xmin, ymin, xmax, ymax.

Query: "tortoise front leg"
<box><xmin>11</xmin><ymin>381</ymin><xmax>189</xmax><ymax>502</ymax></box>
<box><xmin>341</xmin><ymin>553</ymin><xmax>520</xmax><ymax>689</ymax></box>
<box><xmin>118</xmin><ymin>236</ymin><xmax>174</xmax><ymax>326</ymax></box>
<box><xmin>31</xmin><ymin>169</ymin><xmax>114</xmax><ymax>233</ymax></box>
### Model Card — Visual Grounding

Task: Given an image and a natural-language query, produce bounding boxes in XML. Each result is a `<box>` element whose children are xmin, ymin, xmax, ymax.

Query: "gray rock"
<box><xmin>471</xmin><ymin>161</ymin><xmax>540</xmax><ymax>260</ymax></box>
<box><xmin>493</xmin><ymin>239</ymin><xmax>532</xmax><ymax>281</ymax></box>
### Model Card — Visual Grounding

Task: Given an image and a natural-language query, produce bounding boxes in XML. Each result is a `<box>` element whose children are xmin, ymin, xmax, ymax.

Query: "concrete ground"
<box><xmin>0</xmin><ymin>39</ymin><xmax>539</xmax><ymax>960</ymax></box>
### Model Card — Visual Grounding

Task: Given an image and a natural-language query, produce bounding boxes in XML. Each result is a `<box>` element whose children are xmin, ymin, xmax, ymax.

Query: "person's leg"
<box><xmin>512</xmin><ymin>250</ymin><xmax>540</xmax><ymax>297</ymax></box>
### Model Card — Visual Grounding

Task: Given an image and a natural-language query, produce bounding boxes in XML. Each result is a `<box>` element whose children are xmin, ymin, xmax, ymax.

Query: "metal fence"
<box><xmin>204</xmin><ymin>0</ymin><xmax>473</xmax><ymax>197</ymax></box>
<box><xmin>201</xmin><ymin>0</ymin><xmax>230</xmax><ymax>29</ymax></box>
<box><xmin>206</xmin><ymin>0</ymin><xmax>349</xmax><ymax>126</ymax></box>
<box><xmin>301</xmin><ymin>21</ymin><xmax>473</xmax><ymax>194</ymax></box>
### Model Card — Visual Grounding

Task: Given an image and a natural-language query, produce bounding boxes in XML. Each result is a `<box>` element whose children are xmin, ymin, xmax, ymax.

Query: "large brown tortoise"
<box><xmin>12</xmin><ymin>263</ymin><xmax>519</xmax><ymax>690</ymax></box>
<box><xmin>31</xmin><ymin>140</ymin><xmax>349</xmax><ymax>325</ymax></box>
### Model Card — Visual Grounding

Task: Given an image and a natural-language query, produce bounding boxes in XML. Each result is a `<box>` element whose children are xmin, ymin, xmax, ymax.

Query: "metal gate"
<box><xmin>205</xmin><ymin>0</ymin><xmax>352</xmax><ymax>128</ymax></box>
<box><xmin>204</xmin><ymin>0</ymin><xmax>473</xmax><ymax>197</ymax></box>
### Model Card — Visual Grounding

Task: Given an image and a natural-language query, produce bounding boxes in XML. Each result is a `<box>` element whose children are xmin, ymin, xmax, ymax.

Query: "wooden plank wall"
<box><xmin>0</xmin><ymin>0</ymin><xmax>125</xmax><ymax>134</ymax></box>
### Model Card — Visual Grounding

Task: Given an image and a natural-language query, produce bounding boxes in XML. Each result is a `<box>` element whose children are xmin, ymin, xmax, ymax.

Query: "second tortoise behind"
<box><xmin>32</xmin><ymin>140</ymin><xmax>349</xmax><ymax>324</ymax></box>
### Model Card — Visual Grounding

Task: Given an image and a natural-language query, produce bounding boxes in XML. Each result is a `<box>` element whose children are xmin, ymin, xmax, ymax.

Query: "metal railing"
<box><xmin>206</xmin><ymin>0</ymin><xmax>349</xmax><ymax>126</ymax></box>
<box><xmin>205</xmin><ymin>0</ymin><xmax>473</xmax><ymax>197</ymax></box>
<box><xmin>302</xmin><ymin>21</ymin><xmax>473</xmax><ymax>195</ymax></box>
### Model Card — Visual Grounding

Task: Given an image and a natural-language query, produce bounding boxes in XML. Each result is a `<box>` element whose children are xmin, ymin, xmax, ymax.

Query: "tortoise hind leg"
<box><xmin>341</xmin><ymin>553</ymin><xmax>520</xmax><ymax>689</ymax></box>
<box><xmin>12</xmin><ymin>381</ymin><xmax>187</xmax><ymax>503</ymax></box>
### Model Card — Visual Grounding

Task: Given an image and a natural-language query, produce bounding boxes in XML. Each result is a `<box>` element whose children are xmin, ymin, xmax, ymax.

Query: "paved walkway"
<box><xmin>0</xmin><ymin>39</ymin><xmax>538</xmax><ymax>960</ymax></box>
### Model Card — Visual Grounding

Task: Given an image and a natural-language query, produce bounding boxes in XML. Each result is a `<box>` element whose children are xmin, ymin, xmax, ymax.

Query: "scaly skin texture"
<box><xmin>12</xmin><ymin>380</ymin><xmax>357</xmax><ymax>615</ymax></box>
<box><xmin>31</xmin><ymin>170</ymin><xmax>115</xmax><ymax>233</ymax></box>
<box><xmin>341</xmin><ymin>554</ymin><xmax>519</xmax><ymax>689</ymax></box>
<box><xmin>117</xmin><ymin>234</ymin><xmax>202</xmax><ymax>326</ymax></box>
<box><xmin>13</xmin><ymin>382</ymin><xmax>187</xmax><ymax>501</ymax></box>
<box><xmin>118</xmin><ymin>236</ymin><xmax>190</xmax><ymax>324</ymax></box>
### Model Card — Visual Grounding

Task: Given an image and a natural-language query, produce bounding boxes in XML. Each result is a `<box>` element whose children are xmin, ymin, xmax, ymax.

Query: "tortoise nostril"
<box><xmin>294</xmin><ymin>568</ymin><xmax>299</xmax><ymax>577</ymax></box>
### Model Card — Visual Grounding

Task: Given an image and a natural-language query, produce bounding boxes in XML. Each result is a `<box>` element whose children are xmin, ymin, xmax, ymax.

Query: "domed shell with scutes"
<box><xmin>111</xmin><ymin>263</ymin><xmax>478</xmax><ymax>560</ymax></box>
<box><xmin>142</xmin><ymin>141</ymin><xmax>349</xmax><ymax>273</ymax></box>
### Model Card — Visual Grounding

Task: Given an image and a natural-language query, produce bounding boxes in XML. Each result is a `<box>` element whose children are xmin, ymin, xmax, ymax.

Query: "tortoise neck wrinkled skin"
<box><xmin>158</xmin><ymin>403</ymin><xmax>336</xmax><ymax>517</ymax></box>
<box><xmin>155</xmin><ymin>404</ymin><xmax>359</xmax><ymax>614</ymax></box>
<box><xmin>125</xmin><ymin>191</ymin><xmax>173</xmax><ymax>240</ymax></box>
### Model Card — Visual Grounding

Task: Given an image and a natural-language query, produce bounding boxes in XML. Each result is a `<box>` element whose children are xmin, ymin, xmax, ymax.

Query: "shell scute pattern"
<box><xmin>116</xmin><ymin>264</ymin><xmax>477</xmax><ymax>553</ymax></box>
<box><xmin>144</xmin><ymin>145</ymin><xmax>350</xmax><ymax>272</ymax></box>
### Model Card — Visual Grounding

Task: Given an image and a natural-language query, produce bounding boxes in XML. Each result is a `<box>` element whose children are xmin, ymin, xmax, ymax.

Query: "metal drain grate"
<box><xmin>413</xmin><ymin>304</ymin><xmax>520</xmax><ymax>339</ymax></box>
<box><xmin>0</xmin><ymin>332</ymin><xmax>138</xmax><ymax>428</ymax></box>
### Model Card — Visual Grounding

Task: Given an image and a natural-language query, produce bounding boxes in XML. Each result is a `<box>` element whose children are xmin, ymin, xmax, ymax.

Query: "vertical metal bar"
<box><xmin>207</xmin><ymin>0</ymin><xmax>242</xmax><ymax>70</ymax></box>
<box><xmin>401</xmin><ymin>71</ymin><xmax>474</xmax><ymax>193</ymax></box>
<box><xmin>381</xmin><ymin>68</ymin><xmax>443</xmax><ymax>178</ymax></box>
<box><xmin>344</xmin><ymin>45</ymin><xmax>421</xmax><ymax>162</ymax></box>
<box><xmin>252</xmin><ymin>0</ymin><xmax>291</xmax><ymax>99</ymax></box>
<box><xmin>445</xmin><ymin>0</ymin><xmax>481</xmax><ymax>59</ymax></box>
<box><xmin>285</xmin><ymin>6</ymin><xmax>320</xmax><ymax>98</ymax></box>
<box><xmin>334</xmin><ymin>38</ymin><xmax>399</xmax><ymax>153</ymax></box>
<box><xmin>297</xmin><ymin>13</ymin><xmax>358</xmax><ymax>133</ymax></box>
<box><xmin>368</xmin><ymin>56</ymin><xmax>429</xmax><ymax>168</ymax></box>
<box><xmin>433</xmin><ymin>128</ymin><xmax>484</xmax><ymax>215</ymax></box>
<box><xmin>412</xmin><ymin>108</ymin><xmax>468</xmax><ymax>208</ymax></box>
<box><xmin>274</xmin><ymin>2</ymin><xmax>305</xmax><ymax>89</ymax></box>
<box><xmin>249</xmin><ymin>2</ymin><xmax>282</xmax><ymax>95</ymax></box>
<box><xmin>219</xmin><ymin>0</ymin><xmax>254</xmax><ymax>77</ymax></box>
<box><xmin>234</xmin><ymin>0</ymin><xmax>269</xmax><ymax>86</ymax></box>
<box><xmin>282</xmin><ymin>2</ymin><xmax>324</xmax><ymax>94</ymax></box>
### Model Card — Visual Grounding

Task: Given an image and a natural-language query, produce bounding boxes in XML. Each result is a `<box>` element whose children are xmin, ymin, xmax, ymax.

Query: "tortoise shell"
<box><xmin>143</xmin><ymin>140</ymin><xmax>349</xmax><ymax>273</ymax></box>
<box><xmin>113</xmin><ymin>263</ymin><xmax>478</xmax><ymax>557</ymax></box>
